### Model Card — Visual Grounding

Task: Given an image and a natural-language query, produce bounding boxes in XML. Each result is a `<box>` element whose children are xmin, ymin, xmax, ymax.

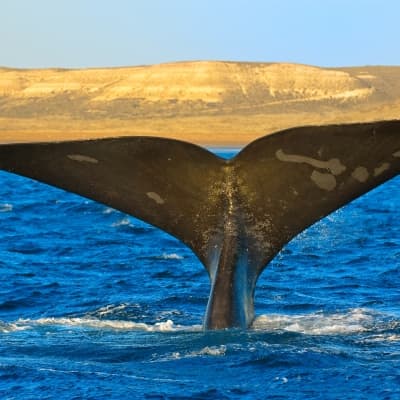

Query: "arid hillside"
<box><xmin>1</xmin><ymin>61</ymin><xmax>399</xmax><ymax>145</ymax></box>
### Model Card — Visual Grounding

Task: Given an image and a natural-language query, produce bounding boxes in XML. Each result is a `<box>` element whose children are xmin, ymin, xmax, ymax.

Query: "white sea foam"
<box><xmin>0</xmin><ymin>203</ymin><xmax>13</xmax><ymax>212</ymax></box>
<box><xmin>252</xmin><ymin>308</ymin><xmax>377</xmax><ymax>335</ymax></box>
<box><xmin>0</xmin><ymin>321</ymin><xmax>29</xmax><ymax>333</ymax></box>
<box><xmin>102</xmin><ymin>207</ymin><xmax>116</xmax><ymax>214</ymax></box>
<box><xmin>111</xmin><ymin>217</ymin><xmax>132</xmax><ymax>227</ymax></box>
<box><xmin>360</xmin><ymin>334</ymin><xmax>400</xmax><ymax>343</ymax></box>
<box><xmin>158</xmin><ymin>253</ymin><xmax>184</xmax><ymax>260</ymax></box>
<box><xmin>184</xmin><ymin>345</ymin><xmax>227</xmax><ymax>358</ymax></box>
<box><xmin>94</xmin><ymin>303</ymin><xmax>129</xmax><ymax>317</ymax></box>
<box><xmin>158</xmin><ymin>345</ymin><xmax>227</xmax><ymax>362</ymax></box>
<box><xmin>30</xmin><ymin>317</ymin><xmax>175</xmax><ymax>331</ymax></box>
<box><xmin>2</xmin><ymin>308</ymin><xmax>398</xmax><ymax>337</ymax></box>
<box><xmin>7</xmin><ymin>317</ymin><xmax>201</xmax><ymax>333</ymax></box>
<box><xmin>196</xmin><ymin>345</ymin><xmax>227</xmax><ymax>356</ymax></box>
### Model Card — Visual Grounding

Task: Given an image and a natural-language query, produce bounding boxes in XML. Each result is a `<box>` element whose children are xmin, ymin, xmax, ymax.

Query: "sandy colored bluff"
<box><xmin>1</xmin><ymin>61</ymin><xmax>400</xmax><ymax>146</ymax></box>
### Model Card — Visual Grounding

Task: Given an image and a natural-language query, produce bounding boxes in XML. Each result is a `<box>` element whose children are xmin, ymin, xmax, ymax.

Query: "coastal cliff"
<box><xmin>1</xmin><ymin>61</ymin><xmax>399</xmax><ymax>145</ymax></box>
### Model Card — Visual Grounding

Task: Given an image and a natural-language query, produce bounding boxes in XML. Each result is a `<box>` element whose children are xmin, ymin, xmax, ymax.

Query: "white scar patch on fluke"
<box><xmin>311</xmin><ymin>170</ymin><xmax>337</xmax><ymax>191</ymax></box>
<box><xmin>393</xmin><ymin>150</ymin><xmax>400</xmax><ymax>158</ymax></box>
<box><xmin>374</xmin><ymin>162</ymin><xmax>390</xmax><ymax>177</ymax></box>
<box><xmin>275</xmin><ymin>148</ymin><xmax>347</xmax><ymax>191</ymax></box>
<box><xmin>67</xmin><ymin>154</ymin><xmax>99</xmax><ymax>164</ymax></box>
<box><xmin>351</xmin><ymin>166</ymin><xmax>369</xmax><ymax>183</ymax></box>
<box><xmin>275</xmin><ymin>149</ymin><xmax>346</xmax><ymax>175</ymax></box>
<box><xmin>146</xmin><ymin>191</ymin><xmax>165</xmax><ymax>204</ymax></box>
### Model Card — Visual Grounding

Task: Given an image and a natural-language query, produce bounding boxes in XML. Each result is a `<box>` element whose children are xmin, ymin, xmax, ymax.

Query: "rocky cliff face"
<box><xmin>1</xmin><ymin>61</ymin><xmax>399</xmax><ymax>145</ymax></box>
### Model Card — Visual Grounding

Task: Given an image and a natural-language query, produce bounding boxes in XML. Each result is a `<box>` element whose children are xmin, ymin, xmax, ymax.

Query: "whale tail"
<box><xmin>0</xmin><ymin>120</ymin><xmax>399</xmax><ymax>329</ymax></box>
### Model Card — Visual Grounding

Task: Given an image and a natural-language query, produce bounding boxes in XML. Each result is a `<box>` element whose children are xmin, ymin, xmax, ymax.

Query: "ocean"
<box><xmin>0</xmin><ymin>149</ymin><xmax>399</xmax><ymax>399</ymax></box>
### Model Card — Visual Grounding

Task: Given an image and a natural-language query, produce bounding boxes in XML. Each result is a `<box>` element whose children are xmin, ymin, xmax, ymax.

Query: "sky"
<box><xmin>1</xmin><ymin>0</ymin><xmax>400</xmax><ymax>69</ymax></box>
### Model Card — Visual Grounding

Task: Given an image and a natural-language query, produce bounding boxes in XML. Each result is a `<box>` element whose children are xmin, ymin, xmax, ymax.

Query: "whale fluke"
<box><xmin>0</xmin><ymin>120</ymin><xmax>399</xmax><ymax>329</ymax></box>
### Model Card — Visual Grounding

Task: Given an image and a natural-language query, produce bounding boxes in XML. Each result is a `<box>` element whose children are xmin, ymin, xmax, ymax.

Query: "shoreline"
<box><xmin>1</xmin><ymin>62</ymin><xmax>400</xmax><ymax>147</ymax></box>
<box><xmin>1</xmin><ymin>114</ymin><xmax>395</xmax><ymax>148</ymax></box>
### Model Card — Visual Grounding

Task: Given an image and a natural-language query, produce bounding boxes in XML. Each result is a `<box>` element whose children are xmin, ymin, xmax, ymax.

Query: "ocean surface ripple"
<box><xmin>0</xmin><ymin>150</ymin><xmax>399</xmax><ymax>399</ymax></box>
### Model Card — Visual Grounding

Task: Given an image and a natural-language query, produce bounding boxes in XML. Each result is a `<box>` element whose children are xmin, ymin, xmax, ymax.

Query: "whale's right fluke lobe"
<box><xmin>205</xmin><ymin>120</ymin><xmax>400</xmax><ymax>329</ymax></box>
<box><xmin>233</xmin><ymin>120</ymin><xmax>400</xmax><ymax>278</ymax></box>
<box><xmin>0</xmin><ymin>120</ymin><xmax>399</xmax><ymax>330</ymax></box>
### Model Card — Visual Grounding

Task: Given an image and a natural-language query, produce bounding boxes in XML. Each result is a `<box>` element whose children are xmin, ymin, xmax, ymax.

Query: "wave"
<box><xmin>102</xmin><ymin>207</ymin><xmax>116</xmax><ymax>214</ymax></box>
<box><xmin>111</xmin><ymin>217</ymin><xmax>132</xmax><ymax>227</ymax></box>
<box><xmin>0</xmin><ymin>321</ymin><xmax>29</xmax><ymax>333</ymax></box>
<box><xmin>2</xmin><ymin>308</ymin><xmax>398</xmax><ymax>337</ymax></box>
<box><xmin>157</xmin><ymin>345</ymin><xmax>227</xmax><ymax>361</ymax></box>
<box><xmin>252</xmin><ymin>308</ymin><xmax>383</xmax><ymax>335</ymax></box>
<box><xmin>156</xmin><ymin>253</ymin><xmax>184</xmax><ymax>260</ymax></box>
<box><xmin>110</xmin><ymin>217</ymin><xmax>153</xmax><ymax>233</ymax></box>
<box><xmin>140</xmin><ymin>253</ymin><xmax>184</xmax><ymax>261</ymax></box>
<box><xmin>90</xmin><ymin>303</ymin><xmax>130</xmax><ymax>317</ymax></box>
<box><xmin>361</xmin><ymin>334</ymin><xmax>400</xmax><ymax>343</ymax></box>
<box><xmin>0</xmin><ymin>203</ymin><xmax>13</xmax><ymax>212</ymax></box>
<box><xmin>2</xmin><ymin>316</ymin><xmax>202</xmax><ymax>333</ymax></box>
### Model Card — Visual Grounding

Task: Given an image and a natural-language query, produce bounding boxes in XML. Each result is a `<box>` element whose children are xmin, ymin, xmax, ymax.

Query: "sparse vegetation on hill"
<box><xmin>1</xmin><ymin>61</ymin><xmax>399</xmax><ymax>145</ymax></box>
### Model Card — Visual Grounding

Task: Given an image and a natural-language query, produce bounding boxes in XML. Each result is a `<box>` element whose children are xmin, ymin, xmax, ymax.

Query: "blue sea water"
<box><xmin>0</xmin><ymin>149</ymin><xmax>399</xmax><ymax>399</ymax></box>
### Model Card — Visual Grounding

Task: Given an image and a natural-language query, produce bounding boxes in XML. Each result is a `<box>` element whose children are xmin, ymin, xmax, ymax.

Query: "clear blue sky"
<box><xmin>1</xmin><ymin>0</ymin><xmax>399</xmax><ymax>68</ymax></box>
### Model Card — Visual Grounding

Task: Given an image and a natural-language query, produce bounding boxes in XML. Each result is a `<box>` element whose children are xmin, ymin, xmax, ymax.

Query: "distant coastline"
<box><xmin>1</xmin><ymin>61</ymin><xmax>400</xmax><ymax>146</ymax></box>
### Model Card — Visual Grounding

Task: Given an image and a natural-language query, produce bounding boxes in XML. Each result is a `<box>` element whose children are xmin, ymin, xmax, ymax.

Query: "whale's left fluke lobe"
<box><xmin>0</xmin><ymin>137</ymin><xmax>226</xmax><ymax>268</ymax></box>
<box><xmin>0</xmin><ymin>120</ymin><xmax>399</xmax><ymax>330</ymax></box>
